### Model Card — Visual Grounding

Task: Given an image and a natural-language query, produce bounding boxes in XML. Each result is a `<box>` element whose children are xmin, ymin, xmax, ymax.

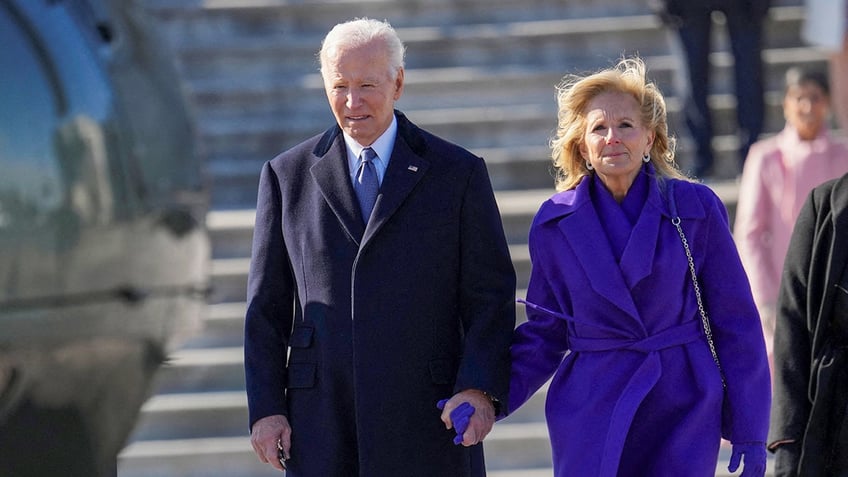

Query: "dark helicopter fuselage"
<box><xmin>0</xmin><ymin>0</ymin><xmax>209</xmax><ymax>475</ymax></box>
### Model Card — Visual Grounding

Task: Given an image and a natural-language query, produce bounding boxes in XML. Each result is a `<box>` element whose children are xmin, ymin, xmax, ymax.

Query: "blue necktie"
<box><xmin>354</xmin><ymin>147</ymin><xmax>379</xmax><ymax>224</ymax></box>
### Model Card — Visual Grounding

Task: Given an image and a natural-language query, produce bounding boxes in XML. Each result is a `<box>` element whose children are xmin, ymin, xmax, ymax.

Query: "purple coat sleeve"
<box><xmin>507</xmin><ymin>203</ymin><xmax>571</xmax><ymax>414</ymax></box>
<box><xmin>691</xmin><ymin>185</ymin><xmax>771</xmax><ymax>443</ymax></box>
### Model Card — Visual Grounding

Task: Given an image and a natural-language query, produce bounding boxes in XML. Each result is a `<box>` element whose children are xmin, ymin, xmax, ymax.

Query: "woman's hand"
<box><xmin>728</xmin><ymin>442</ymin><xmax>767</xmax><ymax>477</ymax></box>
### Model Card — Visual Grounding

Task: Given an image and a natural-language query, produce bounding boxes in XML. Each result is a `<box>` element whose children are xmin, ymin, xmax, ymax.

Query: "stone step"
<box><xmin>192</xmin><ymin>65</ymin><xmax>809</xmax><ymax>150</ymax></box>
<box><xmin>179</xmin><ymin>302</ymin><xmax>247</xmax><ymax>349</ymax></box>
<box><xmin>153</xmin><ymin>347</ymin><xmax>245</xmax><ymax>395</ymax></box>
<box><xmin>119</xmin><ymin>436</ymin><xmax>267</xmax><ymax>477</ymax></box>
<box><xmin>118</xmin><ymin>434</ymin><xmax>548</xmax><ymax>477</ymax></box>
<box><xmin>188</xmin><ymin>45</ymin><xmax>825</xmax><ymax>127</ymax></box>
<box><xmin>197</xmin><ymin>91</ymin><xmax>787</xmax><ymax>206</ymax></box>
<box><xmin>144</xmin><ymin>0</ymin><xmax>802</xmax><ymax>22</ymax></box>
<box><xmin>155</xmin><ymin>6</ymin><xmax>804</xmax><ymax>79</ymax></box>
<box><xmin>129</xmin><ymin>391</ymin><xmax>248</xmax><ymax>442</ymax></box>
<box><xmin>145</xmin><ymin>0</ymin><xmax>653</xmax><ymax>41</ymax></box>
<box><xmin>172</xmin><ymin>17</ymin><xmax>666</xmax><ymax>84</ymax></box>
<box><xmin>209</xmin><ymin>257</ymin><xmax>250</xmax><ymax>304</ymax></box>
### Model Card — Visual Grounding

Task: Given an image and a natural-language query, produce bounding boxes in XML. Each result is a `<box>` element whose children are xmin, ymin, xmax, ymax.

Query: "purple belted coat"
<box><xmin>509</xmin><ymin>169</ymin><xmax>771</xmax><ymax>476</ymax></box>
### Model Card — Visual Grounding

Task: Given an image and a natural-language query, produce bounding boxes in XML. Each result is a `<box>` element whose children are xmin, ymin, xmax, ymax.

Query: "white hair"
<box><xmin>319</xmin><ymin>18</ymin><xmax>406</xmax><ymax>80</ymax></box>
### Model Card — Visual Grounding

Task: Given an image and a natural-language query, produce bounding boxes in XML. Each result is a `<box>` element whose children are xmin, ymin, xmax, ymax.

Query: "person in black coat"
<box><xmin>243</xmin><ymin>18</ymin><xmax>516</xmax><ymax>476</ymax></box>
<box><xmin>652</xmin><ymin>0</ymin><xmax>771</xmax><ymax>178</ymax></box>
<box><xmin>768</xmin><ymin>172</ymin><xmax>848</xmax><ymax>476</ymax></box>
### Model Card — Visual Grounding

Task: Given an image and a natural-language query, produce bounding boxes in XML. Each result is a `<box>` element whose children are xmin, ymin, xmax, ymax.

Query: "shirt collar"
<box><xmin>344</xmin><ymin>115</ymin><xmax>397</xmax><ymax>182</ymax></box>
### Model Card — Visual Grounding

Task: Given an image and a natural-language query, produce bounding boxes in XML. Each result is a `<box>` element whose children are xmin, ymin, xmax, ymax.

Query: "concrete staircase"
<box><xmin>118</xmin><ymin>0</ymin><xmax>817</xmax><ymax>475</ymax></box>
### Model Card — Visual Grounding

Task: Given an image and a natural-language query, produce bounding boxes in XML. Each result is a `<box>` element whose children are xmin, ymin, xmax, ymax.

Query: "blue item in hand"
<box><xmin>437</xmin><ymin>399</ymin><xmax>476</xmax><ymax>445</ymax></box>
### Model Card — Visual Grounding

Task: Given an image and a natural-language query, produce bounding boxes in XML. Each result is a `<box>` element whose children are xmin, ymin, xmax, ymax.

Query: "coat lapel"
<box><xmin>618</xmin><ymin>179</ymin><xmax>668</xmax><ymax>289</ymax></box>
<box><xmin>361</xmin><ymin>137</ymin><xmax>429</xmax><ymax>247</ymax></box>
<box><xmin>552</xmin><ymin>179</ymin><xmax>643</xmax><ymax>327</ymax></box>
<box><xmin>309</xmin><ymin>130</ymin><xmax>366</xmax><ymax>244</ymax></box>
<box><xmin>308</xmin><ymin>112</ymin><xmax>431</xmax><ymax>249</ymax></box>
<box><xmin>361</xmin><ymin>112</ymin><xmax>430</xmax><ymax>248</ymax></box>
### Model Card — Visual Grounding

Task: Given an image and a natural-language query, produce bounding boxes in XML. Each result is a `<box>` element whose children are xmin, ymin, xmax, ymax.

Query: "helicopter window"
<box><xmin>0</xmin><ymin>5</ymin><xmax>64</xmax><ymax>231</ymax></box>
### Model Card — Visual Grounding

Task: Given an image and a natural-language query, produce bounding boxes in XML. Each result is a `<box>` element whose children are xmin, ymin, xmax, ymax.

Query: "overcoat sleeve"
<box><xmin>768</xmin><ymin>189</ymin><xmax>818</xmax><ymax>445</ymax></box>
<box><xmin>244</xmin><ymin>161</ymin><xmax>294</xmax><ymax>429</ymax></box>
<box><xmin>507</xmin><ymin>201</ymin><xmax>570</xmax><ymax>414</ymax></box>
<box><xmin>454</xmin><ymin>157</ymin><xmax>517</xmax><ymax>408</ymax></box>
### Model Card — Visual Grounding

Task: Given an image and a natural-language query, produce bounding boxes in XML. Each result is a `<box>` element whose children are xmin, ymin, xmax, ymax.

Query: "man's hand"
<box><xmin>250</xmin><ymin>414</ymin><xmax>291</xmax><ymax>472</ymax></box>
<box><xmin>438</xmin><ymin>389</ymin><xmax>495</xmax><ymax>447</ymax></box>
<box><xmin>437</xmin><ymin>399</ymin><xmax>475</xmax><ymax>444</ymax></box>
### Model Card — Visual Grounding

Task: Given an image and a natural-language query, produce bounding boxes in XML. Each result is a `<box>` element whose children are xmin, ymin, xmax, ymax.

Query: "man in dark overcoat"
<box><xmin>243</xmin><ymin>18</ymin><xmax>516</xmax><ymax>477</ymax></box>
<box><xmin>769</xmin><ymin>171</ymin><xmax>848</xmax><ymax>475</ymax></box>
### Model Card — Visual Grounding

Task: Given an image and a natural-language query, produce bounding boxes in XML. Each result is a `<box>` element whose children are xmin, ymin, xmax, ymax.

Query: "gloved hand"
<box><xmin>437</xmin><ymin>399</ymin><xmax>476</xmax><ymax>445</ymax></box>
<box><xmin>728</xmin><ymin>442</ymin><xmax>767</xmax><ymax>477</ymax></box>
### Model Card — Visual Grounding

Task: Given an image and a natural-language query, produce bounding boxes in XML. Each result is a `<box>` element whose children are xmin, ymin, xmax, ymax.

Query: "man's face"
<box><xmin>322</xmin><ymin>40</ymin><xmax>404</xmax><ymax>146</ymax></box>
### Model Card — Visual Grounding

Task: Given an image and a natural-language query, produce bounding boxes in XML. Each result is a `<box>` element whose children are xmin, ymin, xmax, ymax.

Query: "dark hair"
<box><xmin>784</xmin><ymin>66</ymin><xmax>829</xmax><ymax>96</ymax></box>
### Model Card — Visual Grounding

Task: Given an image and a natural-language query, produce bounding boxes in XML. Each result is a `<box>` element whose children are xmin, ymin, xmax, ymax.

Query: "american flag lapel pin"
<box><xmin>407</xmin><ymin>165</ymin><xmax>419</xmax><ymax>172</ymax></box>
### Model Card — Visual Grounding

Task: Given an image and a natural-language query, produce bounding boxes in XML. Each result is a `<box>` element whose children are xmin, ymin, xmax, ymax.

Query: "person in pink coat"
<box><xmin>507</xmin><ymin>57</ymin><xmax>771</xmax><ymax>477</ymax></box>
<box><xmin>734</xmin><ymin>66</ymin><xmax>848</xmax><ymax>370</ymax></box>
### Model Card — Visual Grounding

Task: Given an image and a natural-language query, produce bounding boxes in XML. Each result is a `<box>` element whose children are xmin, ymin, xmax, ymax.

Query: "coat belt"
<box><xmin>518</xmin><ymin>300</ymin><xmax>708</xmax><ymax>476</ymax></box>
<box><xmin>566</xmin><ymin>318</ymin><xmax>704</xmax><ymax>476</ymax></box>
<box><xmin>567</xmin><ymin>319</ymin><xmax>703</xmax><ymax>354</ymax></box>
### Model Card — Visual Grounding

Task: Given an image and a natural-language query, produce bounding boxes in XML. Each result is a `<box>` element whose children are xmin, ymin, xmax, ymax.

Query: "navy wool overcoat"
<box><xmin>244</xmin><ymin>111</ymin><xmax>516</xmax><ymax>477</ymax></box>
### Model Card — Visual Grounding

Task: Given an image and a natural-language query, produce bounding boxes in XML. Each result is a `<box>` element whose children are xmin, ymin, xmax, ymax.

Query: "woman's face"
<box><xmin>580</xmin><ymin>91</ymin><xmax>654</xmax><ymax>189</ymax></box>
<box><xmin>784</xmin><ymin>82</ymin><xmax>830</xmax><ymax>141</ymax></box>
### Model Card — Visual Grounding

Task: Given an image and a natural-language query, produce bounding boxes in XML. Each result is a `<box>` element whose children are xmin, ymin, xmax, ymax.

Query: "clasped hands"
<box><xmin>437</xmin><ymin>389</ymin><xmax>495</xmax><ymax>447</ymax></box>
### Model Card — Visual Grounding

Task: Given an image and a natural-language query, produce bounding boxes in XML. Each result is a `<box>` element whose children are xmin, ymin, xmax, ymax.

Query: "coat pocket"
<box><xmin>289</xmin><ymin>324</ymin><xmax>314</xmax><ymax>348</ymax></box>
<box><xmin>286</xmin><ymin>362</ymin><xmax>316</xmax><ymax>389</ymax></box>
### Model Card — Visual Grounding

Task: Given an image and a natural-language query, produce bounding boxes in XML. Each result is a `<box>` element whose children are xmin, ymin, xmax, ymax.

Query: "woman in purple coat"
<box><xmin>508</xmin><ymin>57</ymin><xmax>771</xmax><ymax>476</ymax></box>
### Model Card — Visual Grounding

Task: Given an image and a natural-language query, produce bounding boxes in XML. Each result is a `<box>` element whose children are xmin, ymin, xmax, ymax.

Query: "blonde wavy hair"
<box><xmin>550</xmin><ymin>57</ymin><xmax>688</xmax><ymax>191</ymax></box>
